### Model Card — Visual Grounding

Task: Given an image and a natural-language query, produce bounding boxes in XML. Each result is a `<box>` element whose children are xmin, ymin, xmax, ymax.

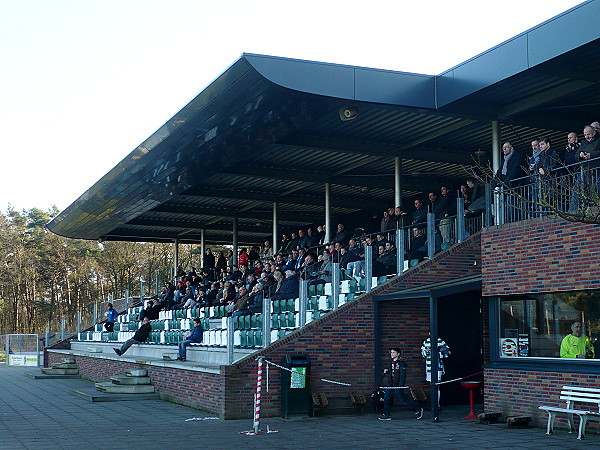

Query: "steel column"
<box><xmin>324</xmin><ymin>183</ymin><xmax>331</xmax><ymax>244</ymax></box>
<box><xmin>394</xmin><ymin>157</ymin><xmax>402</xmax><ymax>209</ymax></box>
<box><xmin>272</xmin><ymin>202</ymin><xmax>279</xmax><ymax>254</ymax></box>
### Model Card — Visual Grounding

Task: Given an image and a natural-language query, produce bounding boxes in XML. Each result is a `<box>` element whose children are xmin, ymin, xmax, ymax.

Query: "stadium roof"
<box><xmin>47</xmin><ymin>1</ymin><xmax>600</xmax><ymax>245</ymax></box>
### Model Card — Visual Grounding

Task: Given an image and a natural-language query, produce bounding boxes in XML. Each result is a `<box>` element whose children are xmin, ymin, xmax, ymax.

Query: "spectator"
<box><xmin>177</xmin><ymin>318</ymin><xmax>203</xmax><ymax>361</ymax></box>
<box><xmin>529</xmin><ymin>139</ymin><xmax>542</xmax><ymax>173</ymax></box>
<box><xmin>332</xmin><ymin>223</ymin><xmax>348</xmax><ymax>245</ymax></box>
<box><xmin>215</xmin><ymin>251</ymin><xmax>227</xmax><ymax>275</ymax></box>
<box><xmin>316</xmin><ymin>225</ymin><xmax>326</xmax><ymax>245</ymax></box>
<box><xmin>271</xmin><ymin>270</ymin><xmax>300</xmax><ymax>301</ymax></box>
<box><xmin>308</xmin><ymin>254</ymin><xmax>333</xmax><ymax>286</ymax></box>
<box><xmin>226</xmin><ymin>249</ymin><xmax>235</xmax><ymax>269</ymax></box>
<box><xmin>238</xmin><ymin>248</ymin><xmax>249</xmax><ymax>267</ymax></box>
<box><xmin>305</xmin><ymin>228</ymin><xmax>318</xmax><ymax>248</ymax></box>
<box><xmin>437</xmin><ymin>185</ymin><xmax>457</xmax><ymax>245</ymax></box>
<box><xmin>248</xmin><ymin>246</ymin><xmax>260</xmax><ymax>265</ymax></box>
<box><xmin>268</xmin><ymin>269</ymin><xmax>285</xmax><ymax>298</ymax></box>
<box><xmin>204</xmin><ymin>248</ymin><xmax>215</xmax><ymax>274</ymax></box>
<box><xmin>495</xmin><ymin>142</ymin><xmax>526</xmax><ymax>185</ymax></box>
<box><xmin>392</xmin><ymin>206</ymin><xmax>408</xmax><ymax>229</ymax></box>
<box><xmin>140</xmin><ymin>299</ymin><xmax>161</xmax><ymax>320</ymax></box>
<box><xmin>563</xmin><ymin>132</ymin><xmax>580</xmax><ymax>166</ymax></box>
<box><xmin>412</xmin><ymin>198</ymin><xmax>427</xmax><ymax>229</ymax></box>
<box><xmin>377</xmin><ymin>242</ymin><xmax>397</xmax><ymax>273</ymax></box>
<box><xmin>346</xmin><ymin>239</ymin><xmax>364</xmax><ymax>281</ymax></box>
<box><xmin>289</xmin><ymin>232</ymin><xmax>300</xmax><ymax>250</ymax></box>
<box><xmin>535</xmin><ymin>138</ymin><xmax>559</xmax><ymax>176</ymax></box>
<box><xmin>260</xmin><ymin>241</ymin><xmax>273</xmax><ymax>260</ymax></box>
<box><xmin>279</xmin><ymin>233</ymin><xmax>293</xmax><ymax>254</ymax></box>
<box><xmin>229</xmin><ymin>286</ymin><xmax>250</xmax><ymax>316</ymax></box>
<box><xmin>378</xmin><ymin>347</ymin><xmax>423</xmax><ymax>420</ymax></box>
<box><xmin>578</xmin><ymin>125</ymin><xmax>600</xmax><ymax>167</ymax></box>
<box><xmin>104</xmin><ymin>303</ymin><xmax>118</xmax><ymax>332</ymax></box>
<box><xmin>282</xmin><ymin>249</ymin><xmax>299</xmax><ymax>272</ymax></box>
<box><xmin>113</xmin><ymin>317</ymin><xmax>152</xmax><ymax>356</ymax></box>
<box><xmin>297</xmin><ymin>229</ymin><xmax>309</xmax><ymax>249</ymax></box>
<box><xmin>380</xmin><ymin>210</ymin><xmax>390</xmax><ymax>233</ymax></box>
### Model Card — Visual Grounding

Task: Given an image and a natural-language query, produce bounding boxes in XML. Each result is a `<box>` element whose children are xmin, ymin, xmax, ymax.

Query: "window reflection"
<box><xmin>499</xmin><ymin>291</ymin><xmax>599</xmax><ymax>359</ymax></box>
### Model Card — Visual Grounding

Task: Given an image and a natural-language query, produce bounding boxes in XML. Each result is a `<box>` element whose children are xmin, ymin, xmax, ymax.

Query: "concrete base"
<box><xmin>95</xmin><ymin>382</ymin><xmax>155</xmax><ymax>394</ymax></box>
<box><xmin>125</xmin><ymin>368</ymin><xmax>148</xmax><ymax>377</ymax></box>
<box><xmin>26</xmin><ymin>372</ymin><xmax>81</xmax><ymax>380</ymax></box>
<box><xmin>52</xmin><ymin>363</ymin><xmax>77</xmax><ymax>369</ymax></box>
<box><xmin>73</xmin><ymin>387</ymin><xmax>160</xmax><ymax>402</ymax></box>
<box><xmin>41</xmin><ymin>368</ymin><xmax>79</xmax><ymax>375</ymax></box>
<box><xmin>111</xmin><ymin>375</ymin><xmax>152</xmax><ymax>385</ymax></box>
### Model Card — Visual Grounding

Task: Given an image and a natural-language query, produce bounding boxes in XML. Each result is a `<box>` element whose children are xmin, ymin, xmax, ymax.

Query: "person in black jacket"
<box><xmin>496</xmin><ymin>142</ymin><xmax>527</xmax><ymax>185</ymax></box>
<box><xmin>113</xmin><ymin>317</ymin><xmax>152</xmax><ymax>356</ymax></box>
<box><xmin>379</xmin><ymin>347</ymin><xmax>423</xmax><ymax>420</ymax></box>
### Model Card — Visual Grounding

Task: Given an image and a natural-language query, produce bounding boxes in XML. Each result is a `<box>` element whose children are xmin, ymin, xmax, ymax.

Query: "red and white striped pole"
<box><xmin>253</xmin><ymin>356</ymin><xmax>264</xmax><ymax>434</ymax></box>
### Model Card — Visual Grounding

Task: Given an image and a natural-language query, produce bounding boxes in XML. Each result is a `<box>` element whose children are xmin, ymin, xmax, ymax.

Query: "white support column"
<box><xmin>232</xmin><ymin>217</ymin><xmax>239</xmax><ymax>265</ymax></box>
<box><xmin>394</xmin><ymin>157</ymin><xmax>402</xmax><ymax>208</ymax></box>
<box><xmin>272</xmin><ymin>202</ymin><xmax>279</xmax><ymax>254</ymax></box>
<box><xmin>492</xmin><ymin>120</ymin><xmax>501</xmax><ymax>174</ymax></box>
<box><xmin>173</xmin><ymin>239</ymin><xmax>179</xmax><ymax>281</ymax></box>
<box><xmin>324</xmin><ymin>182</ymin><xmax>331</xmax><ymax>244</ymax></box>
<box><xmin>200</xmin><ymin>229</ymin><xmax>206</xmax><ymax>268</ymax></box>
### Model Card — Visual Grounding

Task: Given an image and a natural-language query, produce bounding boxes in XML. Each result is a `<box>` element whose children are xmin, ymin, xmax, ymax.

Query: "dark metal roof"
<box><xmin>47</xmin><ymin>1</ymin><xmax>600</xmax><ymax>245</ymax></box>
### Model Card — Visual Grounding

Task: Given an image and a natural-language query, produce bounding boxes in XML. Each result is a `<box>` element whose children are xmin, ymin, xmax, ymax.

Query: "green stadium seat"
<box><xmin>254</xmin><ymin>329</ymin><xmax>263</xmax><ymax>347</ymax></box>
<box><xmin>410</xmin><ymin>259</ymin><xmax>420</xmax><ymax>267</ymax></box>
<box><xmin>271</xmin><ymin>313</ymin><xmax>280</xmax><ymax>329</ymax></box>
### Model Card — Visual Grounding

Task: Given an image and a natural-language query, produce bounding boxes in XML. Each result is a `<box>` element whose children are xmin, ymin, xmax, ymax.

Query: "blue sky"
<box><xmin>0</xmin><ymin>0</ymin><xmax>584</xmax><ymax>212</ymax></box>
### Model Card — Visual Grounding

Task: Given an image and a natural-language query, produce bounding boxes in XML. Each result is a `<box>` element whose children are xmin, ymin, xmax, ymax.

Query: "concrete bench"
<box><xmin>539</xmin><ymin>385</ymin><xmax>600</xmax><ymax>440</ymax></box>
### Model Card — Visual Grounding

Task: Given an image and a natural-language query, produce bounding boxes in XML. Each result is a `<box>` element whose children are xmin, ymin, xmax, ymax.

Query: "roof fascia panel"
<box><xmin>244</xmin><ymin>53</ymin><xmax>435</xmax><ymax>108</ymax></box>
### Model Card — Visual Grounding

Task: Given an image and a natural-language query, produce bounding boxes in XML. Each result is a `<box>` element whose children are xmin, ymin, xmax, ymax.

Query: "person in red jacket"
<box><xmin>238</xmin><ymin>248</ymin><xmax>249</xmax><ymax>267</ymax></box>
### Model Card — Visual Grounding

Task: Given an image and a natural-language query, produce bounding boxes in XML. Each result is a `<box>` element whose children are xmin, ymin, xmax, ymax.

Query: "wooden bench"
<box><xmin>539</xmin><ymin>385</ymin><xmax>600</xmax><ymax>440</ymax></box>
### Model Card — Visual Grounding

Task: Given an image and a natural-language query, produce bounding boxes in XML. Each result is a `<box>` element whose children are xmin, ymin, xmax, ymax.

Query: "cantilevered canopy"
<box><xmin>47</xmin><ymin>1</ymin><xmax>600</xmax><ymax>245</ymax></box>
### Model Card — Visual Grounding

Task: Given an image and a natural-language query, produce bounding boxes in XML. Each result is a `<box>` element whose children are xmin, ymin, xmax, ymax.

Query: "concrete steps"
<box><xmin>93</xmin><ymin>367</ymin><xmax>155</xmax><ymax>395</ymax></box>
<box><xmin>73</xmin><ymin>387</ymin><xmax>160</xmax><ymax>402</ymax></box>
<box><xmin>95</xmin><ymin>382</ymin><xmax>155</xmax><ymax>394</ymax></box>
<box><xmin>29</xmin><ymin>357</ymin><xmax>81</xmax><ymax>379</ymax></box>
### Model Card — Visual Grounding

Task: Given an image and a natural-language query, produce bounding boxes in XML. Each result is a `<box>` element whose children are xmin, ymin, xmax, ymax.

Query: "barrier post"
<box><xmin>254</xmin><ymin>356</ymin><xmax>264</xmax><ymax>434</ymax></box>
<box><xmin>262</xmin><ymin>296</ymin><xmax>271</xmax><ymax>348</ymax></box>
<box><xmin>364</xmin><ymin>245</ymin><xmax>373</xmax><ymax>292</ymax></box>
<box><xmin>227</xmin><ymin>316</ymin><xmax>234</xmax><ymax>365</ymax></box>
<box><xmin>331</xmin><ymin>262</ymin><xmax>340</xmax><ymax>310</ymax></box>
<box><xmin>395</xmin><ymin>227</ymin><xmax>404</xmax><ymax>274</ymax></box>
<box><xmin>427</xmin><ymin>212</ymin><xmax>436</xmax><ymax>259</ymax></box>
<box><xmin>298</xmin><ymin>279</ymin><xmax>308</xmax><ymax>327</ymax></box>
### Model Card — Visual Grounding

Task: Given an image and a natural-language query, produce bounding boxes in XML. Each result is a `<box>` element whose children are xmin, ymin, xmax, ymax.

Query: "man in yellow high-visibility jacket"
<box><xmin>560</xmin><ymin>321</ymin><xmax>595</xmax><ymax>359</ymax></box>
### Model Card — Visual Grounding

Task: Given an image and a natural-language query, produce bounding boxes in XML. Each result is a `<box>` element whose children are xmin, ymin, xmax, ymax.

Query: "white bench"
<box><xmin>539</xmin><ymin>385</ymin><xmax>600</xmax><ymax>440</ymax></box>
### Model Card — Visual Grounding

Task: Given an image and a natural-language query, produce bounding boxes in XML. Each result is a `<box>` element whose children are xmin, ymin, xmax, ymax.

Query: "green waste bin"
<box><xmin>281</xmin><ymin>354</ymin><xmax>311</xmax><ymax>417</ymax></box>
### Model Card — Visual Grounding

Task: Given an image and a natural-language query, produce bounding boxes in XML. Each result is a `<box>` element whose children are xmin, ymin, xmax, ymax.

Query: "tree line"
<box><xmin>0</xmin><ymin>207</ymin><xmax>201</xmax><ymax>335</ymax></box>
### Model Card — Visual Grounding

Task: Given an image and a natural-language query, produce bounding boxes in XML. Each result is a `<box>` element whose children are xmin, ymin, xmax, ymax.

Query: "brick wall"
<box><xmin>46</xmin><ymin>235</ymin><xmax>481</xmax><ymax>419</ymax></box>
<box><xmin>482</xmin><ymin>216</ymin><xmax>600</xmax><ymax>430</ymax></box>
<box><xmin>481</xmin><ymin>215</ymin><xmax>600</xmax><ymax>296</ymax></box>
<box><xmin>485</xmin><ymin>368</ymin><xmax>600</xmax><ymax>432</ymax></box>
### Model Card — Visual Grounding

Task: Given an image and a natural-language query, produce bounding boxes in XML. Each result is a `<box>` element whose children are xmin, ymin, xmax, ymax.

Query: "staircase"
<box><xmin>27</xmin><ymin>357</ymin><xmax>81</xmax><ymax>379</ymax></box>
<box><xmin>94</xmin><ymin>368</ymin><xmax>155</xmax><ymax>394</ymax></box>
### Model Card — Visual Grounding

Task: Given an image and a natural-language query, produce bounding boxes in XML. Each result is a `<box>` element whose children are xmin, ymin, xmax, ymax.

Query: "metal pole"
<box><xmin>364</xmin><ymin>245</ymin><xmax>373</xmax><ymax>292</ymax></box>
<box><xmin>173</xmin><ymin>239</ymin><xmax>179</xmax><ymax>281</ymax></box>
<box><xmin>232</xmin><ymin>217</ymin><xmax>239</xmax><ymax>266</ymax></box>
<box><xmin>324</xmin><ymin>182</ymin><xmax>331</xmax><ymax>244</ymax></box>
<box><xmin>430</xmin><ymin>295</ymin><xmax>440</xmax><ymax>422</ymax></box>
<box><xmin>125</xmin><ymin>289</ymin><xmax>129</xmax><ymax>308</ymax></box>
<box><xmin>140</xmin><ymin>279</ymin><xmax>144</xmax><ymax>300</ymax></box>
<box><xmin>227</xmin><ymin>316</ymin><xmax>234</xmax><ymax>365</ymax></box>
<box><xmin>61</xmin><ymin>319</ymin><xmax>66</xmax><ymax>341</ymax></box>
<box><xmin>456</xmin><ymin>196</ymin><xmax>466</xmax><ymax>243</ymax></box>
<box><xmin>200</xmin><ymin>228</ymin><xmax>206</xmax><ymax>268</ymax></box>
<box><xmin>77</xmin><ymin>311</ymin><xmax>81</xmax><ymax>334</ymax></box>
<box><xmin>254</xmin><ymin>356</ymin><xmax>265</xmax><ymax>434</ymax></box>
<box><xmin>492</xmin><ymin>120</ymin><xmax>501</xmax><ymax>175</ymax></box>
<box><xmin>299</xmin><ymin>279</ymin><xmax>308</xmax><ymax>327</ymax></box>
<box><xmin>45</xmin><ymin>326</ymin><xmax>49</xmax><ymax>349</ymax></box>
<box><xmin>484</xmin><ymin>183</ymin><xmax>492</xmax><ymax>227</ymax></box>
<box><xmin>263</xmin><ymin>295</ymin><xmax>272</xmax><ymax>348</ymax></box>
<box><xmin>427</xmin><ymin>212</ymin><xmax>436</xmax><ymax>259</ymax></box>
<box><xmin>395</xmin><ymin>227</ymin><xmax>404</xmax><ymax>274</ymax></box>
<box><xmin>93</xmin><ymin>302</ymin><xmax>98</xmax><ymax>324</ymax></box>
<box><xmin>394</xmin><ymin>157</ymin><xmax>402</xmax><ymax>210</ymax></box>
<box><xmin>272</xmin><ymin>202</ymin><xmax>279</xmax><ymax>254</ymax></box>
<box><xmin>331</xmin><ymin>262</ymin><xmax>340</xmax><ymax>310</ymax></box>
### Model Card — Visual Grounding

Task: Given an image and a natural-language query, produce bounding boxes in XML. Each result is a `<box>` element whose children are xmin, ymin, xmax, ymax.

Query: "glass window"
<box><xmin>499</xmin><ymin>291</ymin><xmax>599</xmax><ymax>359</ymax></box>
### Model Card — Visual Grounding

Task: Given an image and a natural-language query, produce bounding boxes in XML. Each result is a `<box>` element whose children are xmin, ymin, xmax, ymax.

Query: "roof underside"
<box><xmin>47</xmin><ymin>1</ymin><xmax>600</xmax><ymax>245</ymax></box>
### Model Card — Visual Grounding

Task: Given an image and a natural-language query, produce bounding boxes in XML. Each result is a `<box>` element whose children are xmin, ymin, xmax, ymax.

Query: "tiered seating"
<box><xmin>78</xmin><ymin>277</ymin><xmax>373</xmax><ymax>351</ymax></box>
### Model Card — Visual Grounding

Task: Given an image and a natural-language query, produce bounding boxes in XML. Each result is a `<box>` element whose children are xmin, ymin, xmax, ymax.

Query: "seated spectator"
<box><xmin>282</xmin><ymin>249</ymin><xmax>299</xmax><ymax>272</ymax></box>
<box><xmin>258</xmin><ymin>271</ymin><xmax>274</xmax><ymax>295</ymax></box>
<box><xmin>346</xmin><ymin>239</ymin><xmax>364</xmax><ymax>281</ymax></box>
<box><xmin>289</xmin><ymin>232</ymin><xmax>300</xmax><ymax>250</ymax></box>
<box><xmin>271</xmin><ymin>270</ymin><xmax>300</xmax><ymax>301</ymax></box>
<box><xmin>260</xmin><ymin>241</ymin><xmax>273</xmax><ymax>260</ymax></box>
<box><xmin>252</xmin><ymin>260</ymin><xmax>264</xmax><ymax>277</ymax></box>
<box><xmin>308</xmin><ymin>254</ymin><xmax>334</xmax><ymax>286</ymax></box>
<box><xmin>113</xmin><ymin>317</ymin><xmax>151</xmax><ymax>356</ymax></box>
<box><xmin>245</xmin><ymin>273</ymin><xmax>258</xmax><ymax>292</ymax></box>
<box><xmin>377</xmin><ymin>242</ymin><xmax>397</xmax><ymax>273</ymax></box>
<box><xmin>177</xmin><ymin>318</ymin><xmax>203</xmax><ymax>361</ymax></box>
<box><xmin>294</xmin><ymin>247</ymin><xmax>307</xmax><ymax>271</ymax></box>
<box><xmin>248</xmin><ymin>246</ymin><xmax>260</xmax><ymax>265</ymax></box>
<box><xmin>268</xmin><ymin>270</ymin><xmax>285</xmax><ymax>298</ymax></box>
<box><xmin>229</xmin><ymin>286</ymin><xmax>251</xmax><ymax>316</ymax></box>
<box><xmin>408</xmin><ymin>227</ymin><xmax>428</xmax><ymax>261</ymax></box>
<box><xmin>139</xmin><ymin>299</ymin><xmax>161</xmax><ymax>320</ymax></box>
<box><xmin>247</xmin><ymin>284</ymin><xmax>265</xmax><ymax>314</ymax></box>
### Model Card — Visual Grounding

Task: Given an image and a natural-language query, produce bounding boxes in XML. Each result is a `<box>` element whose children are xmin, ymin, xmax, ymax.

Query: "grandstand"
<box><xmin>46</xmin><ymin>1</ymin><xmax>600</xmax><ymax>425</ymax></box>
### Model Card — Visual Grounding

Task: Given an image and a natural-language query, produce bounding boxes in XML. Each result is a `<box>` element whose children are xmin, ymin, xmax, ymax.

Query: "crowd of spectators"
<box><xmin>138</xmin><ymin>123</ymin><xmax>600</xmax><ymax>321</ymax></box>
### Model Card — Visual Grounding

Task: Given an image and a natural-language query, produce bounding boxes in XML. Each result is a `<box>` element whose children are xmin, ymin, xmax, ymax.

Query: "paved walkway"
<box><xmin>0</xmin><ymin>365</ymin><xmax>597</xmax><ymax>449</ymax></box>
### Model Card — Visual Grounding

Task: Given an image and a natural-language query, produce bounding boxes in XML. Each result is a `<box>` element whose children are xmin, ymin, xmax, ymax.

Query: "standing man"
<box><xmin>379</xmin><ymin>347</ymin><xmax>423</xmax><ymax>421</ymax></box>
<box><xmin>177</xmin><ymin>318</ymin><xmax>204</xmax><ymax>361</ymax></box>
<box><xmin>560</xmin><ymin>321</ymin><xmax>595</xmax><ymax>359</ymax></box>
<box><xmin>104</xmin><ymin>303</ymin><xmax>118</xmax><ymax>332</ymax></box>
<box><xmin>496</xmin><ymin>142</ymin><xmax>526</xmax><ymax>185</ymax></box>
<box><xmin>113</xmin><ymin>317</ymin><xmax>152</xmax><ymax>356</ymax></box>
<box><xmin>421</xmin><ymin>336</ymin><xmax>451</xmax><ymax>408</ymax></box>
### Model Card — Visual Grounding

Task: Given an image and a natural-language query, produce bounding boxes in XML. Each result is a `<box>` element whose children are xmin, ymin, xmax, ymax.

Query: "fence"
<box><xmin>4</xmin><ymin>334</ymin><xmax>41</xmax><ymax>366</ymax></box>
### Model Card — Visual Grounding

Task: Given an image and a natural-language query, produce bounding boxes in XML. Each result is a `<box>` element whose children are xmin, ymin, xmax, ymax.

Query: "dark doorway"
<box><xmin>437</xmin><ymin>290</ymin><xmax>483</xmax><ymax>406</ymax></box>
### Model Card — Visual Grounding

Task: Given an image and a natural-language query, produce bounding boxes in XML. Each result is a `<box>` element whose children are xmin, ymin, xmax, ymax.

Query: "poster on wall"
<box><xmin>8</xmin><ymin>354</ymin><xmax>38</xmax><ymax>366</ymax></box>
<box><xmin>518</xmin><ymin>334</ymin><xmax>529</xmax><ymax>357</ymax></box>
<box><xmin>500</xmin><ymin>338</ymin><xmax>519</xmax><ymax>357</ymax></box>
<box><xmin>290</xmin><ymin>367</ymin><xmax>306</xmax><ymax>388</ymax></box>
